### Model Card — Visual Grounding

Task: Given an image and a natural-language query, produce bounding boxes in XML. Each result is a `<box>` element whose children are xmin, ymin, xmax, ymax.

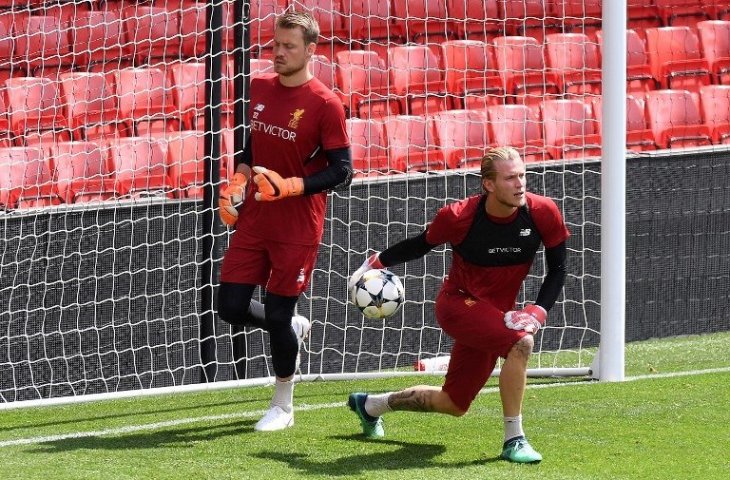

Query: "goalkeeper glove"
<box><xmin>504</xmin><ymin>304</ymin><xmax>547</xmax><ymax>334</ymax></box>
<box><xmin>219</xmin><ymin>172</ymin><xmax>248</xmax><ymax>227</ymax></box>
<box><xmin>348</xmin><ymin>253</ymin><xmax>384</xmax><ymax>289</ymax></box>
<box><xmin>252</xmin><ymin>166</ymin><xmax>304</xmax><ymax>201</ymax></box>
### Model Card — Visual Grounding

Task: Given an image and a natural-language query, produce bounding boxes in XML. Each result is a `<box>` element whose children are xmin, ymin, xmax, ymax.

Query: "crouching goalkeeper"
<box><xmin>347</xmin><ymin>147</ymin><xmax>570</xmax><ymax>463</ymax></box>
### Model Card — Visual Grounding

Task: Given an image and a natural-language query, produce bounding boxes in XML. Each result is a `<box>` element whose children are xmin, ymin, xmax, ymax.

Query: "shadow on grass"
<box><xmin>33</xmin><ymin>419</ymin><xmax>256</xmax><ymax>452</ymax></box>
<box><xmin>254</xmin><ymin>435</ymin><xmax>499</xmax><ymax>476</ymax></box>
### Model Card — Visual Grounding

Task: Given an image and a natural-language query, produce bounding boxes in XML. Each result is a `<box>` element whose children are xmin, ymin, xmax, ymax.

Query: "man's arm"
<box><xmin>302</xmin><ymin>147</ymin><xmax>353</xmax><ymax>193</ymax></box>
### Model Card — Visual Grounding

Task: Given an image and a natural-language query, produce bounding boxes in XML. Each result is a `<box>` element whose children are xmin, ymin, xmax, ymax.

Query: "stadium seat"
<box><xmin>121</xmin><ymin>6</ymin><xmax>183</xmax><ymax>64</ymax></box>
<box><xmin>591</xmin><ymin>95</ymin><xmax>657</xmax><ymax>152</ymax></box>
<box><xmin>50</xmin><ymin>141</ymin><xmax>117</xmax><ymax>204</ymax></box>
<box><xmin>545</xmin><ymin>33</ymin><xmax>603</xmax><ymax>95</ymax></box>
<box><xmin>501</xmin><ymin>0</ymin><xmax>561</xmax><ymax>43</ymax></box>
<box><xmin>551</xmin><ymin>0</ymin><xmax>603</xmax><ymax>39</ymax></box>
<box><xmin>446</xmin><ymin>0</ymin><xmax>502</xmax><ymax>42</ymax></box>
<box><xmin>699</xmin><ymin>84</ymin><xmax>730</xmax><ymax>144</ymax></box>
<box><xmin>392</xmin><ymin>0</ymin><xmax>451</xmax><ymax>48</ymax></box>
<box><xmin>654</xmin><ymin>1</ymin><xmax>712</xmax><ymax>30</ymax></box>
<box><xmin>346</xmin><ymin>117</ymin><xmax>390</xmax><ymax>175</ymax></box>
<box><xmin>289</xmin><ymin>0</ymin><xmax>348</xmax><ymax>60</ymax></box>
<box><xmin>4</xmin><ymin>77</ymin><xmax>71</xmax><ymax>147</ymax></box>
<box><xmin>715</xmin><ymin>1</ymin><xmax>730</xmax><ymax>20</ymax></box>
<box><xmin>108</xmin><ymin>137</ymin><xmax>173</xmax><ymax>198</ymax></box>
<box><xmin>0</xmin><ymin>146</ymin><xmax>60</xmax><ymax>209</ymax></box>
<box><xmin>486</xmin><ymin>104</ymin><xmax>549</xmax><ymax>162</ymax></box>
<box><xmin>645</xmin><ymin>89</ymin><xmax>713</xmax><ymax>148</ymax></box>
<box><xmin>310</xmin><ymin>55</ymin><xmax>336</xmax><ymax>90</ymax></box>
<box><xmin>440</xmin><ymin>40</ymin><xmax>504</xmax><ymax>110</ymax></box>
<box><xmin>0</xmin><ymin>94</ymin><xmax>12</xmax><ymax>148</ymax></box>
<box><xmin>389</xmin><ymin>45</ymin><xmax>448</xmax><ymax>116</ymax></box>
<box><xmin>178</xmin><ymin>1</ymin><xmax>206</xmax><ymax>58</ymax></box>
<box><xmin>72</xmin><ymin>10</ymin><xmax>128</xmax><ymax>71</ymax></box>
<box><xmin>114</xmin><ymin>67</ymin><xmax>181</xmax><ymax>136</ymax></box>
<box><xmin>645</xmin><ymin>27</ymin><xmax>712</xmax><ymax>90</ymax></box>
<box><xmin>0</xmin><ymin>14</ymin><xmax>16</xmax><ymax>85</ymax></box>
<box><xmin>335</xmin><ymin>50</ymin><xmax>401</xmax><ymax>119</ymax></box>
<box><xmin>627</xmin><ymin>1</ymin><xmax>662</xmax><ymax>40</ymax></box>
<box><xmin>164</xmin><ymin>131</ymin><xmax>206</xmax><ymax>199</ymax></box>
<box><xmin>343</xmin><ymin>0</ymin><xmax>405</xmax><ymax>61</ymax></box>
<box><xmin>541</xmin><ymin>98</ymin><xmax>602</xmax><ymax>160</ymax></box>
<box><xmin>493</xmin><ymin>35</ymin><xmax>560</xmax><ymax>106</ymax></box>
<box><xmin>14</xmin><ymin>15</ymin><xmax>74</xmax><ymax>77</ymax></box>
<box><xmin>170</xmin><ymin>62</ymin><xmax>206</xmax><ymax>131</ymax></box>
<box><xmin>430</xmin><ymin>109</ymin><xmax>491</xmax><ymax>169</ymax></box>
<box><xmin>383</xmin><ymin>115</ymin><xmax>445</xmax><ymax>172</ymax></box>
<box><xmin>697</xmin><ymin>20</ymin><xmax>730</xmax><ymax>85</ymax></box>
<box><xmin>59</xmin><ymin>72</ymin><xmax>127</xmax><ymax>142</ymax></box>
<box><xmin>597</xmin><ymin>29</ymin><xmax>657</xmax><ymax>97</ymax></box>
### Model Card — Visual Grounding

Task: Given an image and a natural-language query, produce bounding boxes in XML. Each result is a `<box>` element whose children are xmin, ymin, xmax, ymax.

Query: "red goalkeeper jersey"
<box><xmin>426</xmin><ymin>193</ymin><xmax>570</xmax><ymax>312</ymax></box>
<box><xmin>236</xmin><ymin>74</ymin><xmax>350</xmax><ymax>245</ymax></box>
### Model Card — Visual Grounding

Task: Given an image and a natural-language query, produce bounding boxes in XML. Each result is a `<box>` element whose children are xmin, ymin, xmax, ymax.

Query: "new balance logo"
<box><xmin>519</xmin><ymin>228</ymin><xmax>531</xmax><ymax>237</ymax></box>
<box><xmin>254</xmin><ymin>104</ymin><xmax>265</xmax><ymax>112</ymax></box>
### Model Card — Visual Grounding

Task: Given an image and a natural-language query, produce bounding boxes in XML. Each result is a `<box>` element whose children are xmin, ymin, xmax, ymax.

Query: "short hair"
<box><xmin>480</xmin><ymin>146</ymin><xmax>522</xmax><ymax>181</ymax></box>
<box><xmin>276</xmin><ymin>11</ymin><xmax>320</xmax><ymax>45</ymax></box>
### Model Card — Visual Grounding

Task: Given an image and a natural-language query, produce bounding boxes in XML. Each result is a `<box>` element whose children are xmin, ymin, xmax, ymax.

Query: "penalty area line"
<box><xmin>1</xmin><ymin>366</ymin><xmax>728</xmax><ymax>448</ymax></box>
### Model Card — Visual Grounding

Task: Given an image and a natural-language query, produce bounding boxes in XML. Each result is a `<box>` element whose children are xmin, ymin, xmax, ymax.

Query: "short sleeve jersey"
<box><xmin>426</xmin><ymin>193</ymin><xmax>570</xmax><ymax>312</ymax></box>
<box><xmin>235</xmin><ymin>74</ymin><xmax>350</xmax><ymax>245</ymax></box>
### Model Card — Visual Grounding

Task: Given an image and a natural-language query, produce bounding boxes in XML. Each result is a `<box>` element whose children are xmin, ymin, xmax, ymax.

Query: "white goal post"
<box><xmin>0</xmin><ymin>0</ymin><xmax>634</xmax><ymax>410</ymax></box>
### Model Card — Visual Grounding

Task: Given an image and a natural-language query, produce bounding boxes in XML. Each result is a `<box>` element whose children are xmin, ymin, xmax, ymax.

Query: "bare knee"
<box><xmin>508</xmin><ymin>335</ymin><xmax>535</xmax><ymax>361</ymax></box>
<box><xmin>439</xmin><ymin>390</ymin><xmax>468</xmax><ymax>417</ymax></box>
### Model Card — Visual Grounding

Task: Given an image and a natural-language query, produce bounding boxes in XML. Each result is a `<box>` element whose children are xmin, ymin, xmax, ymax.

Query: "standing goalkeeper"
<box><xmin>217</xmin><ymin>12</ymin><xmax>352</xmax><ymax>432</ymax></box>
<box><xmin>347</xmin><ymin>147</ymin><xmax>569</xmax><ymax>463</ymax></box>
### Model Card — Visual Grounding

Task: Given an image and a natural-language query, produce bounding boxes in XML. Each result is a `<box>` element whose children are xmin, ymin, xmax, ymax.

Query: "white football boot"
<box><xmin>254</xmin><ymin>405</ymin><xmax>294</xmax><ymax>431</ymax></box>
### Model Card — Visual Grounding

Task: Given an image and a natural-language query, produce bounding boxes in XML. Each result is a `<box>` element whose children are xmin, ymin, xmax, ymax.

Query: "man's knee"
<box><xmin>509</xmin><ymin>335</ymin><xmax>535</xmax><ymax>360</ymax></box>
<box><xmin>217</xmin><ymin>283</ymin><xmax>252</xmax><ymax>326</ymax></box>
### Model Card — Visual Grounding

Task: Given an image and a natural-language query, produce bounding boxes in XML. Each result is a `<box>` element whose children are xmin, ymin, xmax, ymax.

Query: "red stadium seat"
<box><xmin>121</xmin><ymin>6</ymin><xmax>183</xmax><ymax>64</ymax></box>
<box><xmin>108</xmin><ymin>137</ymin><xmax>173</xmax><ymax>198</ymax></box>
<box><xmin>591</xmin><ymin>96</ymin><xmax>657</xmax><ymax>152</ymax></box>
<box><xmin>0</xmin><ymin>94</ymin><xmax>12</xmax><ymax>148</ymax></box>
<box><xmin>645</xmin><ymin>89</ymin><xmax>713</xmax><ymax>148</ymax></box>
<box><xmin>654</xmin><ymin>0</ymin><xmax>712</xmax><ymax>30</ymax></box>
<box><xmin>541</xmin><ymin>98</ymin><xmax>602</xmax><ymax>160</ymax></box>
<box><xmin>71</xmin><ymin>10</ymin><xmax>128</xmax><ymax>71</ymax></box>
<box><xmin>715</xmin><ymin>1</ymin><xmax>730</xmax><ymax>20</ymax></box>
<box><xmin>392</xmin><ymin>0</ymin><xmax>451</xmax><ymax>47</ymax></box>
<box><xmin>389</xmin><ymin>45</ymin><xmax>448</xmax><ymax>116</ymax></box>
<box><xmin>545</xmin><ymin>33</ymin><xmax>603</xmax><ymax>95</ymax></box>
<box><xmin>493</xmin><ymin>35</ymin><xmax>560</xmax><ymax>105</ymax></box>
<box><xmin>383</xmin><ymin>115</ymin><xmax>445</xmax><ymax>172</ymax></box>
<box><xmin>551</xmin><ymin>0</ymin><xmax>603</xmax><ymax>38</ymax></box>
<box><xmin>289</xmin><ymin>0</ymin><xmax>348</xmax><ymax>59</ymax></box>
<box><xmin>310</xmin><ymin>55</ymin><xmax>336</xmax><ymax>90</ymax></box>
<box><xmin>501</xmin><ymin>0</ymin><xmax>561</xmax><ymax>43</ymax></box>
<box><xmin>51</xmin><ymin>141</ymin><xmax>117</xmax><ymax>204</ymax></box>
<box><xmin>0</xmin><ymin>14</ymin><xmax>15</xmax><ymax>85</ymax></box>
<box><xmin>597</xmin><ymin>29</ymin><xmax>657</xmax><ymax>97</ymax></box>
<box><xmin>486</xmin><ymin>104</ymin><xmax>549</xmax><ymax>162</ymax></box>
<box><xmin>178</xmin><ymin>1</ymin><xmax>206</xmax><ymax>58</ymax></box>
<box><xmin>699</xmin><ymin>84</ymin><xmax>730</xmax><ymax>144</ymax></box>
<box><xmin>645</xmin><ymin>27</ymin><xmax>712</xmax><ymax>90</ymax></box>
<box><xmin>430</xmin><ymin>109</ymin><xmax>490</xmax><ymax>169</ymax></box>
<box><xmin>697</xmin><ymin>20</ymin><xmax>730</xmax><ymax>85</ymax></box>
<box><xmin>446</xmin><ymin>0</ymin><xmax>502</xmax><ymax>41</ymax></box>
<box><xmin>59</xmin><ymin>72</ymin><xmax>127</xmax><ymax>142</ymax></box>
<box><xmin>627</xmin><ymin>1</ymin><xmax>662</xmax><ymax>40</ymax></box>
<box><xmin>114</xmin><ymin>67</ymin><xmax>181</xmax><ymax>136</ymax></box>
<box><xmin>346</xmin><ymin>118</ymin><xmax>391</xmax><ymax>175</ymax></box>
<box><xmin>164</xmin><ymin>131</ymin><xmax>206</xmax><ymax>198</ymax></box>
<box><xmin>170</xmin><ymin>62</ymin><xmax>206</xmax><ymax>131</ymax></box>
<box><xmin>4</xmin><ymin>77</ymin><xmax>71</xmax><ymax>147</ymax></box>
<box><xmin>343</xmin><ymin>0</ymin><xmax>404</xmax><ymax>61</ymax></box>
<box><xmin>335</xmin><ymin>50</ymin><xmax>401</xmax><ymax>119</ymax></box>
<box><xmin>14</xmin><ymin>15</ymin><xmax>74</xmax><ymax>76</ymax></box>
<box><xmin>0</xmin><ymin>146</ymin><xmax>59</xmax><ymax>209</ymax></box>
<box><xmin>440</xmin><ymin>40</ymin><xmax>504</xmax><ymax>110</ymax></box>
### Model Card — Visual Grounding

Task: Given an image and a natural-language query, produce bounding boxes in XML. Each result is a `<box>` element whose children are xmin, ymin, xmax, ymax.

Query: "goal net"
<box><xmin>3</xmin><ymin>0</ymin><xmax>724</xmax><ymax>407</ymax></box>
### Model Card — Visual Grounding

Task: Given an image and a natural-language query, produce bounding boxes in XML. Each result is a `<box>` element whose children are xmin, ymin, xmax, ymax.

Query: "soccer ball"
<box><xmin>351</xmin><ymin>269</ymin><xmax>405</xmax><ymax>320</ymax></box>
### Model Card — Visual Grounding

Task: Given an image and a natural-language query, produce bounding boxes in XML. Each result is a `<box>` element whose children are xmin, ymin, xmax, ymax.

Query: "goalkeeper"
<box><xmin>217</xmin><ymin>12</ymin><xmax>352</xmax><ymax>432</ymax></box>
<box><xmin>347</xmin><ymin>147</ymin><xmax>569</xmax><ymax>463</ymax></box>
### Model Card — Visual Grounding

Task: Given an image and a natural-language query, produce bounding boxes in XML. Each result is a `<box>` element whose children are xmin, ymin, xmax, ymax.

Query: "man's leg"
<box><xmin>499</xmin><ymin>335</ymin><xmax>542</xmax><ymax>463</ymax></box>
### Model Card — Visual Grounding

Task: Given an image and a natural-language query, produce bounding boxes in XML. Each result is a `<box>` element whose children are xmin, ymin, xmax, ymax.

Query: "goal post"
<box><xmin>0</xmin><ymin>0</ymin><xmax>646</xmax><ymax>409</ymax></box>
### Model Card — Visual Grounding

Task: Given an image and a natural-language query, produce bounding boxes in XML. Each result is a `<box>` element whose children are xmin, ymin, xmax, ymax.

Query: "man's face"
<box><xmin>272</xmin><ymin>26</ymin><xmax>314</xmax><ymax>77</ymax></box>
<box><xmin>483</xmin><ymin>157</ymin><xmax>527</xmax><ymax>210</ymax></box>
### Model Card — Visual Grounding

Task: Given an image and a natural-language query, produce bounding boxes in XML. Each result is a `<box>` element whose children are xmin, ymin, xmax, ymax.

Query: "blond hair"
<box><xmin>276</xmin><ymin>11</ymin><xmax>320</xmax><ymax>45</ymax></box>
<box><xmin>480</xmin><ymin>146</ymin><xmax>521</xmax><ymax>181</ymax></box>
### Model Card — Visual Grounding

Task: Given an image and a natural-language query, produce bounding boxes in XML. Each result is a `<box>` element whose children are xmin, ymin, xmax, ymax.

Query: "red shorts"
<box><xmin>220</xmin><ymin>228</ymin><xmax>320</xmax><ymax>296</ymax></box>
<box><xmin>435</xmin><ymin>288</ymin><xmax>528</xmax><ymax>412</ymax></box>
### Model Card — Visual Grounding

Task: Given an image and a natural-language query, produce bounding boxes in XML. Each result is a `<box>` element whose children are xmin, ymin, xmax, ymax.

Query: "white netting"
<box><xmin>2</xmin><ymin>0</ymin><xmax>728</xmax><ymax>405</ymax></box>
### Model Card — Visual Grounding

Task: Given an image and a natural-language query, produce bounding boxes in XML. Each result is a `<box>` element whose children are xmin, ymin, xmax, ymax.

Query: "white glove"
<box><xmin>504</xmin><ymin>304</ymin><xmax>547</xmax><ymax>334</ymax></box>
<box><xmin>348</xmin><ymin>253</ymin><xmax>384</xmax><ymax>289</ymax></box>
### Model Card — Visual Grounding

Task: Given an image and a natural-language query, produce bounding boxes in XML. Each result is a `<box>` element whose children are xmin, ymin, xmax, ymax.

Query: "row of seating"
<box><xmin>348</xmin><ymin>86</ymin><xmax>730</xmax><ymax>174</ymax></box>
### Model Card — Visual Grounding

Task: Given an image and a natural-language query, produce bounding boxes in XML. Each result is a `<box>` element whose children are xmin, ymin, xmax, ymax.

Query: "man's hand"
<box><xmin>219</xmin><ymin>172</ymin><xmax>248</xmax><ymax>227</ymax></box>
<box><xmin>252</xmin><ymin>166</ymin><xmax>304</xmax><ymax>201</ymax></box>
<box><xmin>504</xmin><ymin>304</ymin><xmax>547</xmax><ymax>334</ymax></box>
<box><xmin>348</xmin><ymin>253</ymin><xmax>384</xmax><ymax>289</ymax></box>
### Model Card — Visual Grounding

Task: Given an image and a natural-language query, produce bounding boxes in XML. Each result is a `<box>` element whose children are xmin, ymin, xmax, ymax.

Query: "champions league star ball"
<box><xmin>351</xmin><ymin>269</ymin><xmax>405</xmax><ymax>320</ymax></box>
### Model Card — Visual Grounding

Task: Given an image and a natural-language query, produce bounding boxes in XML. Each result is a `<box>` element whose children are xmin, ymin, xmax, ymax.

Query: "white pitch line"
<box><xmin>1</xmin><ymin>366</ymin><xmax>728</xmax><ymax>449</ymax></box>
